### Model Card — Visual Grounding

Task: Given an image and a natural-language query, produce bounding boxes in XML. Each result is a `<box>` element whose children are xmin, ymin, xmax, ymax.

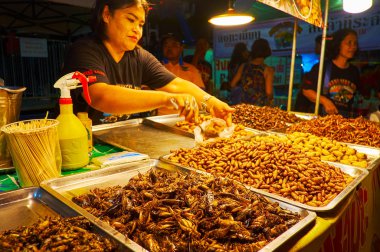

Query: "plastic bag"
<box><xmin>194</xmin><ymin>118</ymin><xmax>235</xmax><ymax>144</ymax></box>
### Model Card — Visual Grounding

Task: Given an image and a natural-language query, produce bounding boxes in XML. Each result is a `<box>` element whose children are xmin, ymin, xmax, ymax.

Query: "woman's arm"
<box><xmin>302</xmin><ymin>88</ymin><xmax>338</xmax><ymax>114</ymax></box>
<box><xmin>158</xmin><ymin>77</ymin><xmax>234</xmax><ymax>125</ymax></box>
<box><xmin>86</xmin><ymin>78</ymin><xmax>234</xmax><ymax>125</ymax></box>
<box><xmin>230</xmin><ymin>64</ymin><xmax>244</xmax><ymax>88</ymax></box>
<box><xmin>87</xmin><ymin>83</ymin><xmax>190</xmax><ymax>114</ymax></box>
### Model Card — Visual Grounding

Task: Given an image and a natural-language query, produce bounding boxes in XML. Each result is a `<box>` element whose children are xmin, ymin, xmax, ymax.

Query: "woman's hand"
<box><xmin>207</xmin><ymin>97</ymin><xmax>235</xmax><ymax>126</ymax></box>
<box><xmin>166</xmin><ymin>93</ymin><xmax>199</xmax><ymax>123</ymax></box>
<box><xmin>322</xmin><ymin>98</ymin><xmax>338</xmax><ymax>115</ymax></box>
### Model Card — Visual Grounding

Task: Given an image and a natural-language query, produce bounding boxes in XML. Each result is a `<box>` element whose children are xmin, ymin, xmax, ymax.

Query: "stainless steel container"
<box><xmin>0</xmin><ymin>86</ymin><xmax>26</xmax><ymax>169</ymax></box>
<box><xmin>40</xmin><ymin>159</ymin><xmax>317</xmax><ymax>252</ymax></box>
<box><xmin>0</xmin><ymin>187</ymin><xmax>127</xmax><ymax>251</ymax></box>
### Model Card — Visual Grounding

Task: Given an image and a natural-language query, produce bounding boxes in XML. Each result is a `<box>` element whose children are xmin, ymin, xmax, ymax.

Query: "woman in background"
<box><xmin>230</xmin><ymin>39</ymin><xmax>274</xmax><ymax>106</ymax></box>
<box><xmin>302</xmin><ymin>28</ymin><xmax>360</xmax><ymax>117</ymax></box>
<box><xmin>228</xmin><ymin>42</ymin><xmax>249</xmax><ymax>105</ymax></box>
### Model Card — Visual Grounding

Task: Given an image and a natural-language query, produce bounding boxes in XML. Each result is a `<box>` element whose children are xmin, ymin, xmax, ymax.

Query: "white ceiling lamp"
<box><xmin>343</xmin><ymin>0</ymin><xmax>372</xmax><ymax>13</ymax></box>
<box><xmin>208</xmin><ymin>0</ymin><xmax>254</xmax><ymax>26</ymax></box>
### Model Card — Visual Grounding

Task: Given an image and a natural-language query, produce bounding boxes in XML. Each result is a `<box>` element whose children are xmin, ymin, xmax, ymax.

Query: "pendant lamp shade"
<box><xmin>343</xmin><ymin>0</ymin><xmax>372</xmax><ymax>13</ymax></box>
<box><xmin>208</xmin><ymin>1</ymin><xmax>254</xmax><ymax>26</ymax></box>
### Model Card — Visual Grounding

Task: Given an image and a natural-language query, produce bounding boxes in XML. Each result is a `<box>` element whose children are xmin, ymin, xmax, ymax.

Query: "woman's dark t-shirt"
<box><xmin>299</xmin><ymin>62</ymin><xmax>360</xmax><ymax>117</ymax></box>
<box><xmin>62</xmin><ymin>36</ymin><xmax>175</xmax><ymax>124</ymax></box>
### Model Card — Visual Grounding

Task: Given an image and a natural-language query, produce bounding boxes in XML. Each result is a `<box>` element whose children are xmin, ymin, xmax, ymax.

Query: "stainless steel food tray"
<box><xmin>143</xmin><ymin>114</ymin><xmax>194</xmax><ymax>137</ymax></box>
<box><xmin>268</xmin><ymin>127</ymin><xmax>288</xmax><ymax>134</ymax></box>
<box><xmin>269</xmin><ymin>125</ymin><xmax>380</xmax><ymax>159</ymax></box>
<box><xmin>293</xmin><ymin>113</ymin><xmax>317</xmax><ymax>121</ymax></box>
<box><xmin>144</xmin><ymin>114</ymin><xmax>263</xmax><ymax>135</ymax></box>
<box><xmin>260</xmin><ymin>131</ymin><xmax>380</xmax><ymax>170</ymax></box>
<box><xmin>40</xmin><ymin>159</ymin><xmax>316</xmax><ymax>252</ymax></box>
<box><xmin>144</xmin><ymin>114</ymin><xmax>265</xmax><ymax>136</ymax></box>
<box><xmin>160</xmin><ymin>154</ymin><xmax>369</xmax><ymax>212</ymax></box>
<box><xmin>327</xmin><ymin>143</ymin><xmax>380</xmax><ymax>171</ymax></box>
<box><xmin>0</xmin><ymin>166</ymin><xmax>14</xmax><ymax>175</ymax></box>
<box><xmin>92</xmin><ymin>118</ymin><xmax>196</xmax><ymax>159</ymax></box>
<box><xmin>0</xmin><ymin>187</ymin><xmax>130</xmax><ymax>251</ymax></box>
<box><xmin>283</xmin><ymin>113</ymin><xmax>315</xmax><ymax>127</ymax></box>
<box><xmin>232</xmin><ymin>112</ymin><xmax>312</xmax><ymax>132</ymax></box>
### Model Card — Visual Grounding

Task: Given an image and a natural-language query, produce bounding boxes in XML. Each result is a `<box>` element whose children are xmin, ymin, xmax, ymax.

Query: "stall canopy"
<box><xmin>0</xmin><ymin>0</ymin><xmax>341</xmax><ymax>38</ymax></box>
<box><xmin>48</xmin><ymin>0</ymin><xmax>94</xmax><ymax>8</ymax></box>
<box><xmin>0</xmin><ymin>0</ymin><xmax>94</xmax><ymax>38</ymax></box>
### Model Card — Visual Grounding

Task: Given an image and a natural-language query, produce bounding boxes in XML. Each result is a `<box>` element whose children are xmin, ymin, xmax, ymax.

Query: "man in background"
<box><xmin>161</xmin><ymin>33</ymin><xmax>205</xmax><ymax>89</ymax></box>
<box><xmin>158</xmin><ymin>33</ymin><xmax>205</xmax><ymax>115</ymax></box>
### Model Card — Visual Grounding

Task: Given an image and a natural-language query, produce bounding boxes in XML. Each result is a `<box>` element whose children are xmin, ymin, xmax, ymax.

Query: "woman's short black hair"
<box><xmin>229</xmin><ymin>42</ymin><xmax>248</xmax><ymax>67</ymax></box>
<box><xmin>91</xmin><ymin>0</ymin><xmax>150</xmax><ymax>40</ymax></box>
<box><xmin>250</xmin><ymin>38</ymin><xmax>272</xmax><ymax>59</ymax></box>
<box><xmin>328</xmin><ymin>28</ymin><xmax>359</xmax><ymax>60</ymax></box>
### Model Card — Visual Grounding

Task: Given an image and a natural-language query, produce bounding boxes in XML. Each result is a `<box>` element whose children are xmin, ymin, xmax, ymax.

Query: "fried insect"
<box><xmin>286</xmin><ymin>115</ymin><xmax>380</xmax><ymax>148</ymax></box>
<box><xmin>0</xmin><ymin>216</ymin><xmax>117</xmax><ymax>251</ymax></box>
<box><xmin>231</xmin><ymin>104</ymin><xmax>303</xmax><ymax>131</ymax></box>
<box><xmin>72</xmin><ymin>169</ymin><xmax>302</xmax><ymax>252</ymax></box>
<box><xmin>169</xmin><ymin>138</ymin><xmax>353</xmax><ymax>207</ymax></box>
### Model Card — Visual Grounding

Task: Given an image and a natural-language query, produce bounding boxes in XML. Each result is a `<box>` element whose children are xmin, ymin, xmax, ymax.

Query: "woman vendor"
<box><xmin>61</xmin><ymin>0</ymin><xmax>233</xmax><ymax>125</ymax></box>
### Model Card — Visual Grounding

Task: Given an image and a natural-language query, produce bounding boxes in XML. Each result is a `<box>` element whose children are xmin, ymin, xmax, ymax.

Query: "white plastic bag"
<box><xmin>194</xmin><ymin>118</ymin><xmax>235</xmax><ymax>144</ymax></box>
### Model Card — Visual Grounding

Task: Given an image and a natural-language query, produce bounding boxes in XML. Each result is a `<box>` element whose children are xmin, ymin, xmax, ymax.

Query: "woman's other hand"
<box><xmin>207</xmin><ymin>97</ymin><xmax>235</xmax><ymax>126</ymax></box>
<box><xmin>166</xmin><ymin>93</ymin><xmax>199</xmax><ymax>123</ymax></box>
<box><xmin>322</xmin><ymin>98</ymin><xmax>339</xmax><ymax>114</ymax></box>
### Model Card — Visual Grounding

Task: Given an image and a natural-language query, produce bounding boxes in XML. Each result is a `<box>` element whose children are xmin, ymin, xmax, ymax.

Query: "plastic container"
<box><xmin>77</xmin><ymin>112</ymin><xmax>93</xmax><ymax>153</ymax></box>
<box><xmin>54</xmin><ymin>71</ymin><xmax>96</xmax><ymax>171</ymax></box>
<box><xmin>57</xmin><ymin>103</ymin><xmax>89</xmax><ymax>170</ymax></box>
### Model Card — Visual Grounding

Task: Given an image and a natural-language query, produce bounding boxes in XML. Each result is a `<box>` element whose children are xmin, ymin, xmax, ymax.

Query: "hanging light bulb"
<box><xmin>208</xmin><ymin>0</ymin><xmax>254</xmax><ymax>26</ymax></box>
<box><xmin>343</xmin><ymin>0</ymin><xmax>372</xmax><ymax>13</ymax></box>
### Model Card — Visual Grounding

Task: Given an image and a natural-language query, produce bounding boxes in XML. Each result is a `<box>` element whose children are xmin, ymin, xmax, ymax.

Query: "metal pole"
<box><xmin>314</xmin><ymin>0</ymin><xmax>330</xmax><ymax>115</ymax></box>
<box><xmin>287</xmin><ymin>18</ymin><xmax>298</xmax><ymax>112</ymax></box>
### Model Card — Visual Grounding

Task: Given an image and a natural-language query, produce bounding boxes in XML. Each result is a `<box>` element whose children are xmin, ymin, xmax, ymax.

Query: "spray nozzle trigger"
<box><xmin>71</xmin><ymin>72</ymin><xmax>92</xmax><ymax>104</ymax></box>
<box><xmin>54</xmin><ymin>71</ymin><xmax>96</xmax><ymax>105</ymax></box>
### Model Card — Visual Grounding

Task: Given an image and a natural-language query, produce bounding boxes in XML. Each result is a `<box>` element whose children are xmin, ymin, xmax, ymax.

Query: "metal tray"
<box><xmin>268</xmin><ymin>111</ymin><xmax>317</xmax><ymax>133</ymax></box>
<box><xmin>143</xmin><ymin>114</ymin><xmax>194</xmax><ymax>137</ymax></box>
<box><xmin>329</xmin><ymin>143</ymin><xmax>380</xmax><ymax>171</ymax></box>
<box><xmin>40</xmin><ymin>159</ymin><xmax>316</xmax><ymax>252</ymax></box>
<box><xmin>261</xmin><ymin>131</ymin><xmax>380</xmax><ymax>170</ymax></box>
<box><xmin>294</xmin><ymin>113</ymin><xmax>317</xmax><ymax>121</ymax></box>
<box><xmin>0</xmin><ymin>187</ymin><xmax>130</xmax><ymax>251</ymax></box>
<box><xmin>283</xmin><ymin>113</ymin><xmax>315</xmax><ymax>127</ymax></box>
<box><xmin>0</xmin><ymin>166</ymin><xmax>15</xmax><ymax>175</ymax></box>
<box><xmin>160</xmin><ymin>154</ymin><xmax>369</xmax><ymax>212</ymax></box>
<box><xmin>92</xmin><ymin>118</ymin><xmax>196</xmax><ymax>159</ymax></box>
<box><xmin>268</xmin><ymin>127</ymin><xmax>288</xmax><ymax>134</ymax></box>
<box><xmin>93</xmin><ymin>118</ymin><xmax>144</xmax><ymax>132</ymax></box>
<box><xmin>144</xmin><ymin>114</ymin><xmax>265</xmax><ymax>136</ymax></box>
<box><xmin>269</xmin><ymin>124</ymin><xmax>380</xmax><ymax>156</ymax></box>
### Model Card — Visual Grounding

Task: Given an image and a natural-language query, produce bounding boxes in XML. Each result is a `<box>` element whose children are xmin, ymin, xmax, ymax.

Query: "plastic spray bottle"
<box><xmin>54</xmin><ymin>71</ymin><xmax>96</xmax><ymax>170</ymax></box>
